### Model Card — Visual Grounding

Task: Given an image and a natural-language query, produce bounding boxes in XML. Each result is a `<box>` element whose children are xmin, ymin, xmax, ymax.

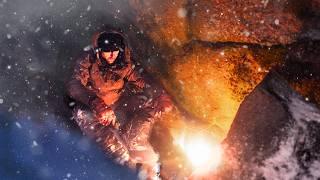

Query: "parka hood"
<box><xmin>92</xmin><ymin>30</ymin><xmax>132</xmax><ymax>64</ymax></box>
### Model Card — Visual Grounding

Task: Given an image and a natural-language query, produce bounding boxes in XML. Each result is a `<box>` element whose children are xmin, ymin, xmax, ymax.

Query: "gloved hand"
<box><xmin>95</xmin><ymin>107</ymin><xmax>117</xmax><ymax>127</ymax></box>
<box><xmin>153</xmin><ymin>94</ymin><xmax>173</xmax><ymax>118</ymax></box>
<box><xmin>89</xmin><ymin>97</ymin><xmax>117</xmax><ymax>127</ymax></box>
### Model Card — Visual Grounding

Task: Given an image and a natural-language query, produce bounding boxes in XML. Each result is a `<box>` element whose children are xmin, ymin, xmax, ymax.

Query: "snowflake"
<box><xmin>35</xmin><ymin>27</ymin><xmax>41</xmax><ymax>33</ymax></box>
<box><xmin>177</xmin><ymin>8</ymin><xmax>187</xmax><ymax>18</ymax></box>
<box><xmin>32</xmin><ymin>140</ymin><xmax>38</xmax><ymax>147</ymax></box>
<box><xmin>64</xmin><ymin>29</ymin><xmax>71</xmax><ymax>35</ymax></box>
<box><xmin>86</xmin><ymin>5</ymin><xmax>91</xmax><ymax>11</ymax></box>
<box><xmin>15</xmin><ymin>122</ymin><xmax>22</xmax><ymax>128</ymax></box>
<box><xmin>66</xmin><ymin>173</ymin><xmax>71</xmax><ymax>178</ymax></box>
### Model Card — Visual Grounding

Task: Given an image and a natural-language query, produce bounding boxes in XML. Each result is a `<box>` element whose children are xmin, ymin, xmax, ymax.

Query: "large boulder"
<box><xmin>0</xmin><ymin>114</ymin><xmax>136</xmax><ymax>179</ymax></box>
<box><xmin>160</xmin><ymin>43</ymin><xmax>283</xmax><ymax>138</ymax></box>
<box><xmin>221</xmin><ymin>70</ymin><xmax>320</xmax><ymax>179</ymax></box>
<box><xmin>129</xmin><ymin>0</ymin><xmax>189</xmax><ymax>49</ymax></box>
<box><xmin>190</xmin><ymin>0</ymin><xmax>303</xmax><ymax>45</ymax></box>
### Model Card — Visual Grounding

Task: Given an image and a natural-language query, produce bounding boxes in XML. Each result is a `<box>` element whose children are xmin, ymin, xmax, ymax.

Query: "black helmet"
<box><xmin>96</xmin><ymin>32</ymin><xmax>125</xmax><ymax>52</ymax></box>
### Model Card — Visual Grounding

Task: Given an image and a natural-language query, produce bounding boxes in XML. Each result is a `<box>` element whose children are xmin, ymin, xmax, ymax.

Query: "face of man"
<box><xmin>101</xmin><ymin>50</ymin><xmax>120</xmax><ymax>64</ymax></box>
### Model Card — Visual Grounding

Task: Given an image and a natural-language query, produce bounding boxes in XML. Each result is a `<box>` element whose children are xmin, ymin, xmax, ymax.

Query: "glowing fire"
<box><xmin>175</xmin><ymin>132</ymin><xmax>223</xmax><ymax>173</ymax></box>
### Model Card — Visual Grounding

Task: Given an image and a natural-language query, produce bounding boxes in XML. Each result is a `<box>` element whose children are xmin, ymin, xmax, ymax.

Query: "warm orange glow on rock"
<box><xmin>286</xmin><ymin>79</ymin><xmax>320</xmax><ymax>106</ymax></box>
<box><xmin>129</xmin><ymin>0</ymin><xmax>189</xmax><ymax>48</ymax></box>
<box><xmin>190</xmin><ymin>0</ymin><xmax>303</xmax><ymax>45</ymax></box>
<box><xmin>161</xmin><ymin>44</ymin><xmax>281</xmax><ymax>139</ymax></box>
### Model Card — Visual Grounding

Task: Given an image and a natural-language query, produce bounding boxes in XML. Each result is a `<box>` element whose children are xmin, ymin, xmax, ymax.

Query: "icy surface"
<box><xmin>224</xmin><ymin>71</ymin><xmax>320</xmax><ymax>179</ymax></box>
<box><xmin>0</xmin><ymin>114</ymin><xmax>136</xmax><ymax>179</ymax></box>
<box><xmin>259</xmin><ymin>94</ymin><xmax>320</xmax><ymax>179</ymax></box>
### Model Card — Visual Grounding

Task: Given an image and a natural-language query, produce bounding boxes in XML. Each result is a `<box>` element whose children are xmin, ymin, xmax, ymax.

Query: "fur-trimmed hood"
<box><xmin>91</xmin><ymin>30</ymin><xmax>132</xmax><ymax>64</ymax></box>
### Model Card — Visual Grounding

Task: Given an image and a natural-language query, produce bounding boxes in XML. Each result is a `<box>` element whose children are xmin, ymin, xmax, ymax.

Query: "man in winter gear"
<box><xmin>67</xmin><ymin>30</ymin><xmax>173</xmax><ymax>174</ymax></box>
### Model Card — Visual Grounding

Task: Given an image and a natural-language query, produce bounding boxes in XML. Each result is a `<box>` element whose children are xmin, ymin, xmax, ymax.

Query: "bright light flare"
<box><xmin>176</xmin><ymin>133</ymin><xmax>223</xmax><ymax>173</ymax></box>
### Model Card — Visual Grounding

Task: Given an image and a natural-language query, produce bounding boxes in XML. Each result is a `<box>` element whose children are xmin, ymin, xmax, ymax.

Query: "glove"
<box><xmin>89</xmin><ymin>97</ymin><xmax>117</xmax><ymax>127</ymax></box>
<box><xmin>153</xmin><ymin>94</ymin><xmax>173</xmax><ymax>118</ymax></box>
<box><xmin>95</xmin><ymin>107</ymin><xmax>117</xmax><ymax>127</ymax></box>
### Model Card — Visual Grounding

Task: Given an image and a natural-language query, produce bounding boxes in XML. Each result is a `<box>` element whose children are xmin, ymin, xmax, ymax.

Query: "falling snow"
<box><xmin>86</xmin><ymin>5</ymin><xmax>91</xmax><ymax>11</ymax></box>
<box><xmin>0</xmin><ymin>0</ymin><xmax>319</xmax><ymax>179</ymax></box>
<box><xmin>177</xmin><ymin>8</ymin><xmax>187</xmax><ymax>18</ymax></box>
<box><xmin>15</xmin><ymin>122</ymin><xmax>22</xmax><ymax>128</ymax></box>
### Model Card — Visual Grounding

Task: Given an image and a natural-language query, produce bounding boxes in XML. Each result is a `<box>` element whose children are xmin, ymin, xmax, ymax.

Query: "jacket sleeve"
<box><xmin>141</xmin><ymin>73</ymin><xmax>174</xmax><ymax>112</ymax></box>
<box><xmin>150</xmin><ymin>88</ymin><xmax>173</xmax><ymax>112</ymax></box>
<box><xmin>67</xmin><ymin>54</ymin><xmax>105</xmax><ymax>109</ymax></box>
<box><xmin>125</xmin><ymin>64</ymin><xmax>145</xmax><ymax>92</ymax></box>
<box><xmin>155</xmin><ymin>91</ymin><xmax>173</xmax><ymax>107</ymax></box>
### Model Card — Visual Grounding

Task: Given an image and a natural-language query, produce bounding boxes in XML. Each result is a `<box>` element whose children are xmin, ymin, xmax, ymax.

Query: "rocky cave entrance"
<box><xmin>129</xmin><ymin>0</ymin><xmax>320</xmax><ymax>179</ymax></box>
<box><xmin>1</xmin><ymin>0</ymin><xmax>319</xmax><ymax>179</ymax></box>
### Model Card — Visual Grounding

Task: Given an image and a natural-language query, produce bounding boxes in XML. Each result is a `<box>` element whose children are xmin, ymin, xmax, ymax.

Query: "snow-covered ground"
<box><xmin>259</xmin><ymin>88</ymin><xmax>320</xmax><ymax>179</ymax></box>
<box><xmin>0</xmin><ymin>113</ymin><xmax>136</xmax><ymax>179</ymax></box>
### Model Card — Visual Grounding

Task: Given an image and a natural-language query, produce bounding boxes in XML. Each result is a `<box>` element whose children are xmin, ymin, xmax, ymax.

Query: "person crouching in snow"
<box><xmin>66</xmin><ymin>30</ymin><xmax>173</xmax><ymax>176</ymax></box>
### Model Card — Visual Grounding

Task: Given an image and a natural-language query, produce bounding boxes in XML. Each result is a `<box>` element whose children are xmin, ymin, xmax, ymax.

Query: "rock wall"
<box><xmin>130</xmin><ymin>0</ymin><xmax>319</xmax><ymax>47</ymax></box>
<box><xmin>129</xmin><ymin>0</ymin><xmax>320</xmax><ymax>139</ymax></box>
<box><xmin>129</xmin><ymin>0</ymin><xmax>189</xmax><ymax>49</ymax></box>
<box><xmin>163</xmin><ymin>43</ymin><xmax>277</xmax><ymax>133</ymax></box>
<box><xmin>221</xmin><ymin>71</ymin><xmax>320</xmax><ymax>179</ymax></box>
<box><xmin>190</xmin><ymin>0</ymin><xmax>302</xmax><ymax>45</ymax></box>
